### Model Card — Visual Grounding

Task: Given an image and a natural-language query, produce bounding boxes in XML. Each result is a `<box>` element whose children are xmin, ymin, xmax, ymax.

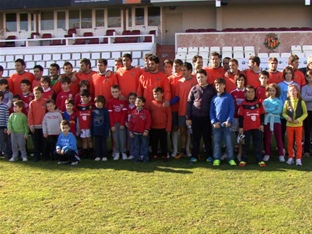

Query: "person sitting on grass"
<box><xmin>56</xmin><ymin>120</ymin><xmax>80</xmax><ymax>166</ymax></box>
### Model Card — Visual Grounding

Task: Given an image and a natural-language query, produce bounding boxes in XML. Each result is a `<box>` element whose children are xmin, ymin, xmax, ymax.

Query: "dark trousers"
<box><xmin>150</xmin><ymin>128</ymin><xmax>167</xmax><ymax>156</ymax></box>
<box><xmin>242</xmin><ymin>129</ymin><xmax>263</xmax><ymax>163</ymax></box>
<box><xmin>94</xmin><ymin>136</ymin><xmax>108</xmax><ymax>158</ymax></box>
<box><xmin>31</xmin><ymin>129</ymin><xmax>44</xmax><ymax>161</ymax></box>
<box><xmin>0</xmin><ymin>128</ymin><xmax>11</xmax><ymax>157</ymax></box>
<box><xmin>303</xmin><ymin>110</ymin><xmax>312</xmax><ymax>153</ymax></box>
<box><xmin>55</xmin><ymin>149</ymin><xmax>79</xmax><ymax>162</ymax></box>
<box><xmin>191</xmin><ymin>116</ymin><xmax>213</xmax><ymax>159</ymax></box>
<box><xmin>44</xmin><ymin>135</ymin><xmax>58</xmax><ymax>160</ymax></box>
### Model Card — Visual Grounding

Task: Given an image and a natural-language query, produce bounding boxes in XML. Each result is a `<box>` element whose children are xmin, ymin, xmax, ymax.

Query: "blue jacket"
<box><xmin>90</xmin><ymin>107</ymin><xmax>110</xmax><ymax>138</ymax></box>
<box><xmin>210</xmin><ymin>92</ymin><xmax>235</xmax><ymax>124</ymax></box>
<box><xmin>56</xmin><ymin>132</ymin><xmax>78</xmax><ymax>154</ymax></box>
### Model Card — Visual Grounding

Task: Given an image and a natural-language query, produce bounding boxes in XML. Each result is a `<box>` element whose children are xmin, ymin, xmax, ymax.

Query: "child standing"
<box><xmin>282</xmin><ymin>84</ymin><xmax>307</xmax><ymax>165</ymax></box>
<box><xmin>0</xmin><ymin>78</ymin><xmax>13</xmax><ymax>109</ymax></box>
<box><xmin>7</xmin><ymin>100</ymin><xmax>29</xmax><ymax>161</ymax></box>
<box><xmin>41</xmin><ymin>76</ymin><xmax>55</xmax><ymax>101</ymax></box>
<box><xmin>0</xmin><ymin>91</ymin><xmax>10</xmax><ymax>159</ymax></box>
<box><xmin>149</xmin><ymin>87</ymin><xmax>172</xmax><ymax>161</ymax></box>
<box><xmin>20</xmin><ymin>79</ymin><xmax>34</xmax><ymax>115</ymax></box>
<box><xmin>91</xmin><ymin>95</ymin><xmax>110</xmax><ymax>161</ymax></box>
<box><xmin>63</xmin><ymin>99</ymin><xmax>77</xmax><ymax>137</ymax></box>
<box><xmin>210</xmin><ymin>78</ymin><xmax>236</xmax><ymax>166</ymax></box>
<box><xmin>256</xmin><ymin>71</ymin><xmax>269</xmax><ymax>102</ymax></box>
<box><xmin>128</xmin><ymin>96</ymin><xmax>151</xmax><ymax>163</ymax></box>
<box><xmin>56</xmin><ymin>120</ymin><xmax>80</xmax><ymax>166</ymax></box>
<box><xmin>28</xmin><ymin>86</ymin><xmax>47</xmax><ymax>161</ymax></box>
<box><xmin>126</xmin><ymin>92</ymin><xmax>137</xmax><ymax>160</ymax></box>
<box><xmin>238</xmin><ymin>85</ymin><xmax>266</xmax><ymax>167</ymax></box>
<box><xmin>42</xmin><ymin>100</ymin><xmax>63</xmax><ymax>160</ymax></box>
<box><xmin>108</xmin><ymin>85</ymin><xmax>128</xmax><ymax>160</ymax></box>
<box><xmin>56</xmin><ymin>76</ymin><xmax>75</xmax><ymax>112</ymax></box>
<box><xmin>263</xmin><ymin>83</ymin><xmax>284</xmax><ymax>162</ymax></box>
<box><xmin>74</xmin><ymin>80</ymin><xmax>90</xmax><ymax>107</ymax></box>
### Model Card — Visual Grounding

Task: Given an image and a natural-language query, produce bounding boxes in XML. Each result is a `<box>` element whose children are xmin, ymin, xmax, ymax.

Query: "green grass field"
<box><xmin>1</xmin><ymin>155</ymin><xmax>312</xmax><ymax>234</ymax></box>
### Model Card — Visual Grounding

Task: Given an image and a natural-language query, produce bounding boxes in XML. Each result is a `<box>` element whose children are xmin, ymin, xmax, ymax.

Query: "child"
<box><xmin>91</xmin><ymin>95</ymin><xmax>110</xmax><ymax>161</ymax></box>
<box><xmin>126</xmin><ymin>92</ymin><xmax>137</xmax><ymax>160</ymax></box>
<box><xmin>74</xmin><ymin>80</ymin><xmax>90</xmax><ymax>107</ymax></box>
<box><xmin>149</xmin><ymin>87</ymin><xmax>172</xmax><ymax>161</ymax></box>
<box><xmin>230</xmin><ymin>74</ymin><xmax>246</xmax><ymax>161</ymax></box>
<box><xmin>63</xmin><ymin>99</ymin><xmax>77</xmax><ymax>137</ymax></box>
<box><xmin>0</xmin><ymin>78</ymin><xmax>13</xmax><ymax>109</ymax></box>
<box><xmin>56</xmin><ymin>76</ymin><xmax>75</xmax><ymax>112</ymax></box>
<box><xmin>108</xmin><ymin>85</ymin><xmax>128</xmax><ymax>160</ymax></box>
<box><xmin>128</xmin><ymin>96</ymin><xmax>151</xmax><ymax>163</ymax></box>
<box><xmin>7</xmin><ymin>100</ymin><xmax>29</xmax><ymax>161</ymax></box>
<box><xmin>282</xmin><ymin>84</ymin><xmax>307</xmax><ymax>166</ymax></box>
<box><xmin>28</xmin><ymin>86</ymin><xmax>47</xmax><ymax>161</ymax></box>
<box><xmin>41</xmin><ymin>76</ymin><xmax>55</xmax><ymax>101</ymax></box>
<box><xmin>302</xmin><ymin>70</ymin><xmax>312</xmax><ymax>157</ymax></box>
<box><xmin>210</xmin><ymin>78</ymin><xmax>236</xmax><ymax>166</ymax></box>
<box><xmin>42</xmin><ymin>99</ymin><xmax>63</xmax><ymax>160</ymax></box>
<box><xmin>76</xmin><ymin>89</ymin><xmax>94</xmax><ymax>158</ymax></box>
<box><xmin>10</xmin><ymin>94</ymin><xmax>21</xmax><ymax>114</ymax></box>
<box><xmin>238</xmin><ymin>85</ymin><xmax>266</xmax><ymax>167</ymax></box>
<box><xmin>263</xmin><ymin>83</ymin><xmax>284</xmax><ymax>162</ymax></box>
<box><xmin>56</xmin><ymin>120</ymin><xmax>80</xmax><ymax>166</ymax></box>
<box><xmin>0</xmin><ymin>91</ymin><xmax>10</xmax><ymax>159</ymax></box>
<box><xmin>256</xmin><ymin>71</ymin><xmax>269</xmax><ymax>102</ymax></box>
<box><xmin>20</xmin><ymin>79</ymin><xmax>34</xmax><ymax>115</ymax></box>
<box><xmin>186</xmin><ymin>69</ymin><xmax>217</xmax><ymax>163</ymax></box>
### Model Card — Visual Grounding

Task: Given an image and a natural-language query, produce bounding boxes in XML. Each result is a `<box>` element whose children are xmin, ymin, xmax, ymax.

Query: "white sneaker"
<box><xmin>263</xmin><ymin>155</ymin><xmax>270</xmax><ymax>162</ymax></box>
<box><xmin>102</xmin><ymin>157</ymin><xmax>107</xmax><ymax>161</ymax></box>
<box><xmin>186</xmin><ymin>150</ymin><xmax>192</xmax><ymax>157</ymax></box>
<box><xmin>9</xmin><ymin>158</ymin><xmax>16</xmax><ymax>162</ymax></box>
<box><xmin>128</xmin><ymin>155</ymin><xmax>134</xmax><ymax>160</ymax></box>
<box><xmin>171</xmin><ymin>150</ymin><xmax>178</xmax><ymax>157</ymax></box>
<box><xmin>94</xmin><ymin>157</ymin><xmax>101</xmax><ymax>161</ymax></box>
<box><xmin>71</xmin><ymin>161</ymin><xmax>79</xmax><ymax>166</ymax></box>
<box><xmin>286</xmin><ymin>158</ymin><xmax>294</xmax><ymax>165</ymax></box>
<box><xmin>296</xmin><ymin>159</ymin><xmax>302</xmax><ymax>166</ymax></box>
<box><xmin>113</xmin><ymin>153</ymin><xmax>120</xmax><ymax>160</ymax></box>
<box><xmin>122</xmin><ymin>153</ymin><xmax>128</xmax><ymax>160</ymax></box>
<box><xmin>22</xmin><ymin>158</ymin><xmax>28</xmax><ymax>162</ymax></box>
<box><xmin>279</xmin><ymin>156</ymin><xmax>285</xmax><ymax>162</ymax></box>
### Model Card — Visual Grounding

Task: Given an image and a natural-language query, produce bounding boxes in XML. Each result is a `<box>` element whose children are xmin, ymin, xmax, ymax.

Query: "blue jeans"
<box><xmin>133</xmin><ymin>134</ymin><xmax>149</xmax><ymax>162</ymax></box>
<box><xmin>213</xmin><ymin>126</ymin><xmax>234</xmax><ymax>161</ymax></box>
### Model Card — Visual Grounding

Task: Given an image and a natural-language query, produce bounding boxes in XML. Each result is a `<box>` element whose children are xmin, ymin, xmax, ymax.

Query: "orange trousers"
<box><xmin>286</xmin><ymin>126</ymin><xmax>303</xmax><ymax>159</ymax></box>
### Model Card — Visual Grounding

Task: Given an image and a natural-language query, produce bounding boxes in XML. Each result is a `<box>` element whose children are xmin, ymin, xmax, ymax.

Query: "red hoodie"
<box><xmin>128</xmin><ymin>108</ymin><xmax>151</xmax><ymax>134</ymax></box>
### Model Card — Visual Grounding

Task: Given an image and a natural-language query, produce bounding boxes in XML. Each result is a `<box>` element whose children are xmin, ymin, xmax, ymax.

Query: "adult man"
<box><xmin>92</xmin><ymin>58</ymin><xmax>117</xmax><ymax>103</ymax></box>
<box><xmin>288</xmin><ymin>54</ymin><xmax>306</xmax><ymax>88</ymax></box>
<box><xmin>32</xmin><ymin>65</ymin><xmax>44</xmax><ymax>88</ymax></box>
<box><xmin>116</xmin><ymin>53</ymin><xmax>143</xmax><ymax>98</ymax></box>
<box><xmin>224</xmin><ymin>58</ymin><xmax>242</xmax><ymax>93</ymax></box>
<box><xmin>137</xmin><ymin>55</ymin><xmax>170</xmax><ymax>105</ymax></box>
<box><xmin>76</xmin><ymin>58</ymin><xmax>97</xmax><ymax>95</ymax></box>
<box><xmin>244</xmin><ymin>56</ymin><xmax>261</xmax><ymax>88</ymax></box>
<box><xmin>204</xmin><ymin>52</ymin><xmax>225</xmax><ymax>84</ymax></box>
<box><xmin>192</xmin><ymin>55</ymin><xmax>204</xmax><ymax>73</ymax></box>
<box><xmin>222</xmin><ymin>57</ymin><xmax>231</xmax><ymax>71</ymax></box>
<box><xmin>9</xmin><ymin>58</ymin><xmax>35</xmax><ymax>95</ymax></box>
<box><xmin>267</xmin><ymin>57</ymin><xmax>283</xmax><ymax>84</ymax></box>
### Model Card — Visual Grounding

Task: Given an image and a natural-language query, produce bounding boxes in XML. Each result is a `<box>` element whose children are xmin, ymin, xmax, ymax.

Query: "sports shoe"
<box><xmin>94</xmin><ymin>157</ymin><xmax>101</xmax><ymax>161</ymax></box>
<box><xmin>171</xmin><ymin>150</ymin><xmax>178</xmax><ymax>157</ymax></box>
<box><xmin>228</xmin><ymin>160</ymin><xmax>236</xmax><ymax>166</ymax></box>
<box><xmin>213</xmin><ymin>159</ymin><xmax>220</xmax><ymax>166</ymax></box>
<box><xmin>263</xmin><ymin>155</ymin><xmax>270</xmax><ymax>162</ymax></box>
<box><xmin>71</xmin><ymin>161</ymin><xmax>79</xmax><ymax>166</ymax></box>
<box><xmin>9</xmin><ymin>158</ymin><xmax>16</xmax><ymax>162</ymax></box>
<box><xmin>296</xmin><ymin>159</ymin><xmax>302</xmax><ymax>166</ymax></box>
<box><xmin>190</xmin><ymin>157</ymin><xmax>197</xmax><ymax>163</ymax></box>
<box><xmin>113</xmin><ymin>153</ymin><xmax>120</xmax><ymax>160</ymax></box>
<box><xmin>286</xmin><ymin>158</ymin><xmax>294</xmax><ymax>165</ymax></box>
<box><xmin>122</xmin><ymin>153</ymin><xmax>128</xmax><ymax>160</ymax></box>
<box><xmin>128</xmin><ymin>155</ymin><xmax>134</xmax><ymax>160</ymax></box>
<box><xmin>279</xmin><ymin>156</ymin><xmax>285</xmax><ymax>162</ymax></box>
<box><xmin>206</xmin><ymin>157</ymin><xmax>214</xmax><ymax>163</ymax></box>
<box><xmin>303</xmin><ymin>152</ymin><xmax>310</xmax><ymax>158</ymax></box>
<box><xmin>175</xmin><ymin>152</ymin><xmax>186</xmax><ymax>159</ymax></box>
<box><xmin>102</xmin><ymin>157</ymin><xmax>108</xmax><ymax>161</ymax></box>
<box><xmin>22</xmin><ymin>158</ymin><xmax>28</xmax><ymax>162</ymax></box>
<box><xmin>57</xmin><ymin>161</ymin><xmax>69</xmax><ymax>165</ymax></box>
<box><xmin>239</xmin><ymin>161</ymin><xmax>247</xmax><ymax>167</ymax></box>
<box><xmin>186</xmin><ymin>150</ymin><xmax>192</xmax><ymax>157</ymax></box>
<box><xmin>258</xmin><ymin>161</ymin><xmax>266</xmax><ymax>167</ymax></box>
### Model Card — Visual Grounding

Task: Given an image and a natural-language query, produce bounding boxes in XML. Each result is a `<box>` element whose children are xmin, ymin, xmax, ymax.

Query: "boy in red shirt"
<box><xmin>256</xmin><ymin>71</ymin><xmax>269</xmax><ymax>102</ymax></box>
<box><xmin>149</xmin><ymin>87</ymin><xmax>172</xmax><ymax>161</ymax></box>
<box><xmin>77</xmin><ymin>89</ymin><xmax>94</xmax><ymax>159</ymax></box>
<box><xmin>41</xmin><ymin>76</ymin><xmax>55</xmax><ymax>101</ymax></box>
<box><xmin>108</xmin><ymin>85</ymin><xmax>128</xmax><ymax>160</ymax></box>
<box><xmin>128</xmin><ymin>96</ymin><xmax>151</xmax><ymax>163</ymax></box>
<box><xmin>56</xmin><ymin>76</ymin><xmax>75</xmax><ymax>112</ymax></box>
<box><xmin>20</xmin><ymin>79</ymin><xmax>34</xmax><ymax>115</ymax></box>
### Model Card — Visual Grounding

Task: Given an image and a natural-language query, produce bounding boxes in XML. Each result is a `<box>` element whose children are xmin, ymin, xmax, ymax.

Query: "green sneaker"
<box><xmin>213</xmin><ymin>159</ymin><xmax>220</xmax><ymax>166</ymax></box>
<box><xmin>228</xmin><ymin>160</ymin><xmax>236</xmax><ymax>166</ymax></box>
<box><xmin>190</xmin><ymin>157</ymin><xmax>197</xmax><ymax>163</ymax></box>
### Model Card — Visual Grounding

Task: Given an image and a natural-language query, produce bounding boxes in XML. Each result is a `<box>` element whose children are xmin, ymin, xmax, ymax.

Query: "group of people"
<box><xmin>0</xmin><ymin>51</ymin><xmax>311</xmax><ymax>167</ymax></box>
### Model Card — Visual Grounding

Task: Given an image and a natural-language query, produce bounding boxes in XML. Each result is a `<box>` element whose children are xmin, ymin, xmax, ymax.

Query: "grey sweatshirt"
<box><xmin>42</xmin><ymin>111</ymin><xmax>63</xmax><ymax>135</ymax></box>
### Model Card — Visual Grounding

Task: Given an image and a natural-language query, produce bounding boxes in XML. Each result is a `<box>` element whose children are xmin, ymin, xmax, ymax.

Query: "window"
<box><xmin>108</xmin><ymin>8</ymin><xmax>121</xmax><ymax>28</ymax></box>
<box><xmin>20</xmin><ymin>13</ymin><xmax>28</xmax><ymax>31</ymax></box>
<box><xmin>81</xmin><ymin>9</ymin><xmax>92</xmax><ymax>28</ymax></box>
<box><xmin>135</xmin><ymin>8</ymin><xmax>144</xmax><ymax>26</ymax></box>
<box><xmin>41</xmin><ymin>12</ymin><xmax>54</xmax><ymax>30</ymax></box>
<box><xmin>6</xmin><ymin>13</ymin><xmax>17</xmax><ymax>32</ymax></box>
<box><xmin>57</xmin><ymin>12</ymin><xmax>66</xmax><ymax>29</ymax></box>
<box><xmin>148</xmin><ymin>7</ymin><xmax>160</xmax><ymax>26</ymax></box>
<box><xmin>95</xmin><ymin>10</ymin><xmax>104</xmax><ymax>27</ymax></box>
<box><xmin>69</xmin><ymin>10</ymin><xmax>80</xmax><ymax>29</ymax></box>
